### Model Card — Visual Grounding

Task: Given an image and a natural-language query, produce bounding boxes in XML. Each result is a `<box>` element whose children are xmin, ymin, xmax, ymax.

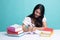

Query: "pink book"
<box><xmin>7</xmin><ymin>27</ymin><xmax>22</xmax><ymax>32</ymax></box>
<box><xmin>7</xmin><ymin>29</ymin><xmax>23</xmax><ymax>35</ymax></box>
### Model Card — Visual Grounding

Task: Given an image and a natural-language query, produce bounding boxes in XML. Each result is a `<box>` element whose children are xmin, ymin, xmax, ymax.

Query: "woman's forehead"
<box><xmin>35</xmin><ymin>9</ymin><xmax>41</xmax><ymax>13</ymax></box>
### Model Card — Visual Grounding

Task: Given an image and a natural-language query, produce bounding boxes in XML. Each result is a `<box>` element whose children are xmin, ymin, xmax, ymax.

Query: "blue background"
<box><xmin>0</xmin><ymin>0</ymin><xmax>60</xmax><ymax>32</ymax></box>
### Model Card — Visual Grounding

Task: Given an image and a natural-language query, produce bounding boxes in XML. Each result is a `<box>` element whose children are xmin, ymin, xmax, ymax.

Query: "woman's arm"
<box><xmin>42</xmin><ymin>21</ymin><xmax>47</xmax><ymax>28</ymax></box>
<box><xmin>22</xmin><ymin>24</ymin><xmax>33</xmax><ymax>32</ymax></box>
<box><xmin>33</xmin><ymin>22</ymin><xmax>47</xmax><ymax>31</ymax></box>
<box><xmin>22</xmin><ymin>24</ymin><xmax>28</xmax><ymax>32</ymax></box>
<box><xmin>42</xmin><ymin>16</ymin><xmax>47</xmax><ymax>28</ymax></box>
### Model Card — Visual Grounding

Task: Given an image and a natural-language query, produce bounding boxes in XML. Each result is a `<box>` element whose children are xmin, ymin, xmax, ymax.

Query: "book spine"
<box><xmin>7</xmin><ymin>30</ymin><xmax>23</xmax><ymax>35</ymax></box>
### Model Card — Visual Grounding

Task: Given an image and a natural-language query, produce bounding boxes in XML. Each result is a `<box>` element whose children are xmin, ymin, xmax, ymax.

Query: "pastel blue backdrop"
<box><xmin>0</xmin><ymin>0</ymin><xmax>60</xmax><ymax>31</ymax></box>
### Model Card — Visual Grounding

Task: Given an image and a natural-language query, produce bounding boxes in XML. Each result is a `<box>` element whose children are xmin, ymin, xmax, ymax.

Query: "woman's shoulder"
<box><xmin>23</xmin><ymin>17</ymin><xmax>31</xmax><ymax>26</ymax></box>
<box><xmin>23</xmin><ymin>17</ymin><xmax>31</xmax><ymax>22</ymax></box>
<box><xmin>42</xmin><ymin>16</ymin><xmax>47</xmax><ymax>22</ymax></box>
<box><xmin>24</xmin><ymin>17</ymin><xmax>31</xmax><ymax>20</ymax></box>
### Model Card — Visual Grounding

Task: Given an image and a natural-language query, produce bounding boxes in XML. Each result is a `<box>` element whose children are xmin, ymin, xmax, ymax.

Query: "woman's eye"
<box><xmin>36</xmin><ymin>11</ymin><xmax>39</xmax><ymax>13</ymax></box>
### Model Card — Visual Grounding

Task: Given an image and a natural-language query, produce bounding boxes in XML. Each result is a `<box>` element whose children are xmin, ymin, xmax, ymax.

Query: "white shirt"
<box><xmin>23</xmin><ymin>16</ymin><xmax>46</xmax><ymax>27</ymax></box>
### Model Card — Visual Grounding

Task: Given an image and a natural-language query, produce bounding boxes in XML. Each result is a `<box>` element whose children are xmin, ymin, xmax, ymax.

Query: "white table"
<box><xmin>0</xmin><ymin>30</ymin><xmax>60</xmax><ymax>40</ymax></box>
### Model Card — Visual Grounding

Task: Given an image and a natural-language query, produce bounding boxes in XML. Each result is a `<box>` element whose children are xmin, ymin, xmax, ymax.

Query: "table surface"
<box><xmin>0</xmin><ymin>30</ymin><xmax>60</xmax><ymax>40</ymax></box>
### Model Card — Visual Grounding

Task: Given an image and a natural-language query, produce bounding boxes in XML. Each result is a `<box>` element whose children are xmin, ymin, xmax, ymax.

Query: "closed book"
<box><xmin>40</xmin><ymin>28</ymin><xmax>53</xmax><ymax>37</ymax></box>
<box><xmin>43</xmin><ymin>28</ymin><xmax>53</xmax><ymax>32</ymax></box>
<box><xmin>7</xmin><ymin>27</ymin><xmax>22</xmax><ymax>32</ymax></box>
<box><xmin>7</xmin><ymin>30</ymin><xmax>23</xmax><ymax>35</ymax></box>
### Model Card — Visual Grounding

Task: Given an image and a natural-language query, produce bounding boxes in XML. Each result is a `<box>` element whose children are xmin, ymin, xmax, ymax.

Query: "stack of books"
<box><xmin>40</xmin><ymin>28</ymin><xmax>53</xmax><ymax>37</ymax></box>
<box><xmin>7</xmin><ymin>24</ymin><xmax>23</xmax><ymax>36</ymax></box>
<box><xmin>35</xmin><ymin>28</ymin><xmax>53</xmax><ymax>37</ymax></box>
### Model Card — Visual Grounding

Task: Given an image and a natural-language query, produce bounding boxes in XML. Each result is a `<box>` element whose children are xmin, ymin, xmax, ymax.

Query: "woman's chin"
<box><xmin>35</xmin><ymin>16</ymin><xmax>39</xmax><ymax>18</ymax></box>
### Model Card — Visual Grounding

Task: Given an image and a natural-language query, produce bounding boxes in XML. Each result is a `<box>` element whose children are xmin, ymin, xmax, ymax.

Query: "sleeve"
<box><xmin>42</xmin><ymin>16</ymin><xmax>46</xmax><ymax>22</ymax></box>
<box><xmin>23</xmin><ymin>17</ymin><xmax>31</xmax><ymax>26</ymax></box>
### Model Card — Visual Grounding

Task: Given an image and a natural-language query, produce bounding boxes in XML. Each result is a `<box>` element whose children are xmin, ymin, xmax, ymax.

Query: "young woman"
<box><xmin>22</xmin><ymin>4</ymin><xmax>47</xmax><ymax>32</ymax></box>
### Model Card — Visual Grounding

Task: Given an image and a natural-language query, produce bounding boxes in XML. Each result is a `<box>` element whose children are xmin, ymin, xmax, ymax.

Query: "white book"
<box><xmin>9</xmin><ymin>24</ymin><xmax>23</xmax><ymax>32</ymax></box>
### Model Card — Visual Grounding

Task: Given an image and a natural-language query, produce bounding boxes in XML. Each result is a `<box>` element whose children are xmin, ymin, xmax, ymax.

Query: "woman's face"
<box><xmin>34</xmin><ymin>9</ymin><xmax>41</xmax><ymax>18</ymax></box>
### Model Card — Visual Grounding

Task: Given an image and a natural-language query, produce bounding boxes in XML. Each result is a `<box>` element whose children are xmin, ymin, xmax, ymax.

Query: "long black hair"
<box><xmin>28</xmin><ymin>4</ymin><xmax>45</xmax><ymax>27</ymax></box>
